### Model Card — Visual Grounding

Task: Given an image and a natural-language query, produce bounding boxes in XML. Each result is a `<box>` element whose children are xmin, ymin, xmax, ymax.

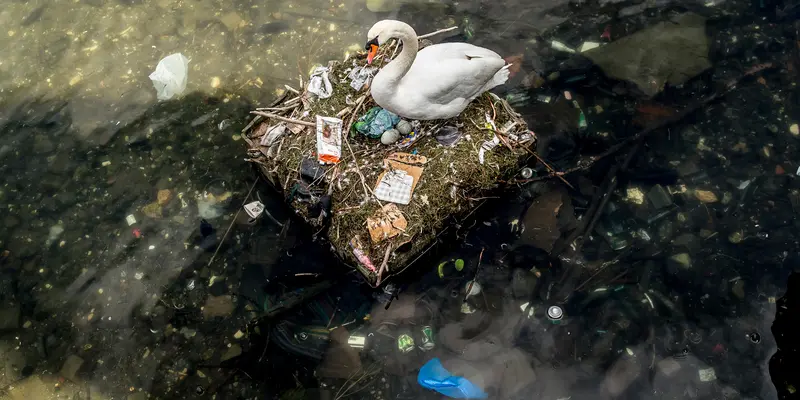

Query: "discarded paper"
<box><xmin>316</xmin><ymin>116</ymin><xmax>343</xmax><ymax>164</ymax></box>
<box><xmin>366</xmin><ymin>203</ymin><xmax>408</xmax><ymax>243</ymax></box>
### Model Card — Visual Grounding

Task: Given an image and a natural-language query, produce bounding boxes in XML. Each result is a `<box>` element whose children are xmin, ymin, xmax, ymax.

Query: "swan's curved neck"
<box><xmin>380</xmin><ymin>25</ymin><xmax>418</xmax><ymax>86</ymax></box>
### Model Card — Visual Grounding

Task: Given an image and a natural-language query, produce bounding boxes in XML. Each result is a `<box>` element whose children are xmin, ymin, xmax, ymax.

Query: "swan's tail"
<box><xmin>482</xmin><ymin>64</ymin><xmax>510</xmax><ymax>92</ymax></box>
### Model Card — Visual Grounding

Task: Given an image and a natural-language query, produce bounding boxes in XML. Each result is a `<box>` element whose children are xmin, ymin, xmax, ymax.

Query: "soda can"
<box><xmin>419</xmin><ymin>326</ymin><xmax>435</xmax><ymax>351</ymax></box>
<box><xmin>397</xmin><ymin>333</ymin><xmax>415</xmax><ymax>353</ymax></box>
<box><xmin>547</xmin><ymin>305</ymin><xmax>563</xmax><ymax>324</ymax></box>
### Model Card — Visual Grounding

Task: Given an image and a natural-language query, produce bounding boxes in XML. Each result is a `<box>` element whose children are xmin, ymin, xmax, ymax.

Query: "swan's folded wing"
<box><xmin>406</xmin><ymin>43</ymin><xmax>506</xmax><ymax>104</ymax></box>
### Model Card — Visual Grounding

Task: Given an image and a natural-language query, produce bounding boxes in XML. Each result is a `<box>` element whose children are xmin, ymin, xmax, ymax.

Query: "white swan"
<box><xmin>365</xmin><ymin>20</ymin><xmax>510</xmax><ymax>120</ymax></box>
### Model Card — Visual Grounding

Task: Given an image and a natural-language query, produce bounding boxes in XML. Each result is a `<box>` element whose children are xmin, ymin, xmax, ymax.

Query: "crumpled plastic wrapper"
<box><xmin>149</xmin><ymin>53</ymin><xmax>189</xmax><ymax>100</ymax></box>
<box><xmin>307</xmin><ymin>66</ymin><xmax>333</xmax><ymax>99</ymax></box>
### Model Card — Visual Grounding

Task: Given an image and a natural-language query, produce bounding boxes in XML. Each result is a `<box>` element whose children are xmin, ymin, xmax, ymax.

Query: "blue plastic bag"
<box><xmin>353</xmin><ymin>107</ymin><xmax>400</xmax><ymax>139</ymax></box>
<box><xmin>417</xmin><ymin>358</ymin><xmax>488</xmax><ymax>399</ymax></box>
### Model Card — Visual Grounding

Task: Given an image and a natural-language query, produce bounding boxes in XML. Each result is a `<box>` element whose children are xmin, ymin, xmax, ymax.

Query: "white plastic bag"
<box><xmin>307</xmin><ymin>67</ymin><xmax>333</xmax><ymax>99</ymax></box>
<box><xmin>149</xmin><ymin>53</ymin><xmax>189</xmax><ymax>100</ymax></box>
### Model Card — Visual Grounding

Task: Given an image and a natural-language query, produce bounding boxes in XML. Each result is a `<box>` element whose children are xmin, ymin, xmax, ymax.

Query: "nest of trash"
<box><xmin>242</xmin><ymin>38</ymin><xmax>534</xmax><ymax>287</ymax></box>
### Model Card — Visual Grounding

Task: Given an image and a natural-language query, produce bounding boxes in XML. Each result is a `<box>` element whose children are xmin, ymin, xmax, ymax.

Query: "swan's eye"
<box><xmin>365</xmin><ymin>37</ymin><xmax>379</xmax><ymax>50</ymax></box>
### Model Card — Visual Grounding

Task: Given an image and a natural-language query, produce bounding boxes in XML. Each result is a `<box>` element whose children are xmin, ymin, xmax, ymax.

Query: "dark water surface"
<box><xmin>1</xmin><ymin>0</ymin><xmax>799</xmax><ymax>399</ymax></box>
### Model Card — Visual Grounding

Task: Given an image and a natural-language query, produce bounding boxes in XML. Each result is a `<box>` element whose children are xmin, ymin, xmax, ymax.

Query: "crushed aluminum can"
<box><xmin>547</xmin><ymin>305</ymin><xmax>563</xmax><ymax>323</ymax></box>
<box><xmin>397</xmin><ymin>333</ymin><xmax>414</xmax><ymax>353</ymax></box>
<box><xmin>348</xmin><ymin>334</ymin><xmax>366</xmax><ymax>349</ymax></box>
<box><xmin>419</xmin><ymin>326</ymin><xmax>435</xmax><ymax>351</ymax></box>
<box><xmin>243</xmin><ymin>201</ymin><xmax>265</xmax><ymax>219</ymax></box>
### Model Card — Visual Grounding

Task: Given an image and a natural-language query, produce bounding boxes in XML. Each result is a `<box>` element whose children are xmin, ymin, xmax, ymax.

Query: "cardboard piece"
<box><xmin>373</xmin><ymin>152</ymin><xmax>427</xmax><ymax>204</ymax></box>
<box><xmin>366</xmin><ymin>203</ymin><xmax>408</xmax><ymax>243</ymax></box>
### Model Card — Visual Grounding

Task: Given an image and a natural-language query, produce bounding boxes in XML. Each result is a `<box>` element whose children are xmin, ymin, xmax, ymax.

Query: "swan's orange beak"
<box><xmin>367</xmin><ymin>44</ymin><xmax>378</xmax><ymax>64</ymax></box>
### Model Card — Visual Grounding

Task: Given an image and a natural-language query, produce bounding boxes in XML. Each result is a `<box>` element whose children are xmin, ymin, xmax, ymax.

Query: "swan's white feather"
<box><xmin>370</xmin><ymin>30</ymin><xmax>508</xmax><ymax>120</ymax></box>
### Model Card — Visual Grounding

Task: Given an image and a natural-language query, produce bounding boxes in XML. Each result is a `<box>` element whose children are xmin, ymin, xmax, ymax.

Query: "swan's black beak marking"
<box><xmin>365</xmin><ymin>37</ymin><xmax>379</xmax><ymax>50</ymax></box>
<box><xmin>366</xmin><ymin>37</ymin><xmax>379</xmax><ymax>64</ymax></box>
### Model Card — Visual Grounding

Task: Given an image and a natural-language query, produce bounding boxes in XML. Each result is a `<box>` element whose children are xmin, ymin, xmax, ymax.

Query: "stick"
<box><xmin>376</xmin><ymin>246</ymin><xmax>392</xmax><ymax>286</ymax></box>
<box><xmin>519</xmin><ymin>145</ymin><xmax>575</xmax><ymax>190</ymax></box>
<box><xmin>241</xmin><ymin>115</ymin><xmax>262</xmax><ymax>133</ymax></box>
<box><xmin>208</xmin><ymin>180</ymin><xmax>258</xmax><ymax>267</ymax></box>
<box><xmin>417</xmin><ymin>26</ymin><xmax>458</xmax><ymax>40</ymax></box>
<box><xmin>463</xmin><ymin>247</ymin><xmax>485</xmax><ymax>303</ymax></box>
<box><xmin>250</xmin><ymin>111</ymin><xmax>315</xmax><ymax>127</ymax></box>
<box><xmin>255</xmin><ymin>105</ymin><xmax>297</xmax><ymax>112</ymax></box>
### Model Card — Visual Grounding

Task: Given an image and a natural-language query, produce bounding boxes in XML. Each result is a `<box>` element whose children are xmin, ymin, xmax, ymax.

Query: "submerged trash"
<box><xmin>315</xmin><ymin>116</ymin><xmax>343</xmax><ymax>164</ymax></box>
<box><xmin>520</xmin><ymin>167</ymin><xmax>534</xmax><ymax>179</ymax></box>
<box><xmin>149</xmin><ymin>53</ymin><xmax>189</xmax><ymax>100</ymax></box>
<box><xmin>243</xmin><ymin>201</ymin><xmax>265</xmax><ymax>219</ymax></box>
<box><xmin>579</xmin><ymin>41</ymin><xmax>601</xmax><ymax>52</ymax></box>
<box><xmin>419</xmin><ymin>326</ymin><xmax>435</xmax><ymax>351</ymax></box>
<box><xmin>418</xmin><ymin>358</ymin><xmax>488</xmax><ymax>399</ymax></box>
<box><xmin>551</xmin><ymin>40</ymin><xmax>576</xmax><ymax>53</ymax></box>
<box><xmin>397</xmin><ymin>333</ymin><xmax>415</xmax><ymax>353</ymax></box>
<box><xmin>307</xmin><ymin>66</ymin><xmax>333</xmax><ymax>99</ymax></box>
<box><xmin>547</xmin><ymin>305</ymin><xmax>564</xmax><ymax>323</ymax></box>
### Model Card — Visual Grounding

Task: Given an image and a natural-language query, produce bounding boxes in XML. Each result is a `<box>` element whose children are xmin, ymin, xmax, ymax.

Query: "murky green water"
<box><xmin>1</xmin><ymin>0</ymin><xmax>798</xmax><ymax>398</ymax></box>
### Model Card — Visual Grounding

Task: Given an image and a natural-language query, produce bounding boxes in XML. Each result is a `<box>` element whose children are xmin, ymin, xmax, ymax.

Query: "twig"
<box><xmin>251</xmin><ymin>111</ymin><xmax>315</xmax><ymax>127</ymax></box>
<box><xmin>376</xmin><ymin>245</ymin><xmax>392</xmax><ymax>286</ymax></box>
<box><xmin>463</xmin><ymin>247</ymin><xmax>485</xmax><ymax>303</ymax></box>
<box><xmin>241</xmin><ymin>115</ymin><xmax>262</xmax><ymax>133</ymax></box>
<box><xmin>208</xmin><ymin>180</ymin><xmax>258</xmax><ymax>267</ymax></box>
<box><xmin>255</xmin><ymin>105</ymin><xmax>297</xmax><ymax>112</ymax></box>
<box><xmin>342</xmin><ymin>95</ymin><xmax>380</xmax><ymax>204</ymax></box>
<box><xmin>519</xmin><ymin>145</ymin><xmax>575</xmax><ymax>190</ymax></box>
<box><xmin>417</xmin><ymin>26</ymin><xmax>458</xmax><ymax>40</ymax></box>
<box><xmin>326</xmin><ymin>297</ymin><xmax>342</xmax><ymax>329</ymax></box>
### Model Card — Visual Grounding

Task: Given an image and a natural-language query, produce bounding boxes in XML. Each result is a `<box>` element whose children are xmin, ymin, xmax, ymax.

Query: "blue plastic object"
<box><xmin>353</xmin><ymin>107</ymin><xmax>400</xmax><ymax>139</ymax></box>
<box><xmin>417</xmin><ymin>358</ymin><xmax>488</xmax><ymax>399</ymax></box>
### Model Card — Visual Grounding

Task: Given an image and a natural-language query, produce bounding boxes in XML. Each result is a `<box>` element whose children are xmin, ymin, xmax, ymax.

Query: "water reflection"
<box><xmin>1</xmin><ymin>0</ymin><xmax>798</xmax><ymax>398</ymax></box>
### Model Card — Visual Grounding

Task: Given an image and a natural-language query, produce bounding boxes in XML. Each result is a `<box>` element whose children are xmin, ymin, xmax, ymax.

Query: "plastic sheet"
<box><xmin>149</xmin><ymin>53</ymin><xmax>189</xmax><ymax>100</ymax></box>
<box><xmin>417</xmin><ymin>358</ymin><xmax>488</xmax><ymax>399</ymax></box>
